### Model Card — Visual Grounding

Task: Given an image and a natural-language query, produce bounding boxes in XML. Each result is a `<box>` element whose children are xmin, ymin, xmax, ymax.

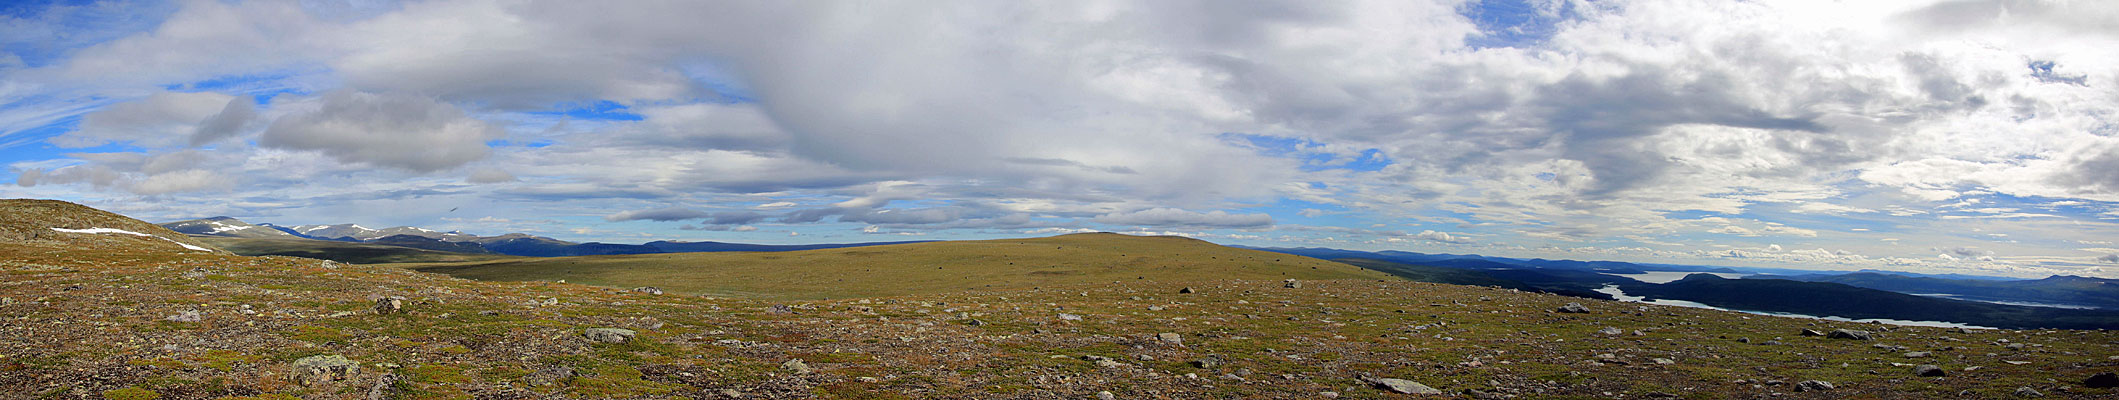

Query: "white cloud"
<box><xmin>1093</xmin><ymin>208</ymin><xmax>1274</xmax><ymax>229</ymax></box>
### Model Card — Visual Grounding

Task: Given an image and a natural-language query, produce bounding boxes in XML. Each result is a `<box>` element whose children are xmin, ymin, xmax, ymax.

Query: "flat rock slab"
<box><xmin>1372</xmin><ymin>378</ymin><xmax>1442</xmax><ymax>394</ymax></box>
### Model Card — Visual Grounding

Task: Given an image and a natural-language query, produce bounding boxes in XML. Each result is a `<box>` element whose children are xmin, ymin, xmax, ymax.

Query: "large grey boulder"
<box><xmin>1370</xmin><ymin>378</ymin><xmax>1442</xmax><ymax>394</ymax></box>
<box><xmin>1556</xmin><ymin>303</ymin><xmax>1591</xmax><ymax>313</ymax></box>
<box><xmin>373</xmin><ymin>297</ymin><xmax>403</xmax><ymax>315</ymax></box>
<box><xmin>1796</xmin><ymin>380</ymin><xmax>1834</xmax><ymax>392</ymax></box>
<box><xmin>1913</xmin><ymin>364</ymin><xmax>1947</xmax><ymax>377</ymax></box>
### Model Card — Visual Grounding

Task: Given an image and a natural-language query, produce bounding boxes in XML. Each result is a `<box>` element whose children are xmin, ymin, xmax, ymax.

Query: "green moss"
<box><xmin>405</xmin><ymin>364</ymin><xmax>473</xmax><ymax>384</ymax></box>
<box><xmin>100</xmin><ymin>387</ymin><xmax>160</xmax><ymax>400</ymax></box>
<box><xmin>563</xmin><ymin>364</ymin><xmax>680</xmax><ymax>398</ymax></box>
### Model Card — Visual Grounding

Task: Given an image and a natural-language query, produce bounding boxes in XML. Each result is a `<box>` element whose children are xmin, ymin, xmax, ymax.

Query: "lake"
<box><xmin>1595</xmin><ymin>284</ymin><xmax>1996</xmax><ymax>329</ymax></box>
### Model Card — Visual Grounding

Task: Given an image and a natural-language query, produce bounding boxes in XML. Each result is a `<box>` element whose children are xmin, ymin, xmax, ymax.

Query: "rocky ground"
<box><xmin>4</xmin><ymin>242</ymin><xmax>2118</xmax><ymax>399</ymax></box>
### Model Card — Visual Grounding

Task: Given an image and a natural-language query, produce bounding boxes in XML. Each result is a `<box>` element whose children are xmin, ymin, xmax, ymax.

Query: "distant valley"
<box><xmin>1256</xmin><ymin>247</ymin><xmax>2119</xmax><ymax>330</ymax></box>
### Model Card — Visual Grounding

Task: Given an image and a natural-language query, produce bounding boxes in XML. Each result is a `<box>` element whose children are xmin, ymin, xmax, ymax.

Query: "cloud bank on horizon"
<box><xmin>3</xmin><ymin>0</ymin><xmax>2117</xmax><ymax>278</ymax></box>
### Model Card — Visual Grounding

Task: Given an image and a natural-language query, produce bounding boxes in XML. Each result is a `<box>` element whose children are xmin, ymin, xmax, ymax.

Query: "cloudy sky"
<box><xmin>4</xmin><ymin>0</ymin><xmax>2116</xmax><ymax>278</ymax></box>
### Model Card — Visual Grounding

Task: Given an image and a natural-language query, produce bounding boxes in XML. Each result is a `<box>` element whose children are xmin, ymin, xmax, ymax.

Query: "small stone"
<box><xmin>1096</xmin><ymin>391</ymin><xmax>1115</xmax><ymax>400</ymax></box>
<box><xmin>1651</xmin><ymin>358</ymin><xmax>1675</xmax><ymax>365</ymax></box>
<box><xmin>767</xmin><ymin>304</ymin><xmax>794</xmax><ymax>314</ymax></box>
<box><xmin>2085</xmin><ymin>372</ymin><xmax>2119</xmax><ymax>388</ymax></box>
<box><xmin>1320</xmin><ymin>392</ymin><xmax>1339</xmax><ymax>398</ymax></box>
<box><xmin>782</xmin><ymin>359</ymin><xmax>812</xmax><ymax>374</ymax></box>
<box><xmin>1058</xmin><ymin>313</ymin><xmax>1082</xmax><ymax>321</ymax></box>
<box><xmin>373</xmin><ymin>297</ymin><xmax>403</xmax><ymax>314</ymax></box>
<box><xmin>720</xmin><ymin>389</ymin><xmax>743</xmax><ymax>398</ymax></box>
<box><xmin>292</xmin><ymin>355</ymin><xmax>359</xmax><ymax>384</ymax></box>
<box><xmin>1284</xmin><ymin>279</ymin><xmax>1302</xmax><ymax>289</ymax></box>
<box><xmin>1905</xmin><ymin>351</ymin><xmax>1931</xmax><ymax>358</ymax></box>
<box><xmin>583</xmin><ymin>328</ymin><xmax>636</xmax><ymax>344</ymax></box>
<box><xmin>1800</xmin><ymin>329</ymin><xmax>1824</xmax><ymax>337</ymax></box>
<box><xmin>526</xmin><ymin>366</ymin><xmax>574</xmax><ymax>386</ymax></box>
<box><xmin>1556</xmin><ymin>303</ymin><xmax>1591</xmax><ymax>313</ymax></box>
<box><xmin>1371</xmin><ymin>378</ymin><xmax>1443</xmax><ymax>394</ymax></box>
<box><xmin>2014</xmin><ymin>386</ymin><xmax>2043</xmax><ymax>397</ymax></box>
<box><xmin>1179</xmin><ymin>287</ymin><xmax>1195</xmax><ymax>294</ymax></box>
<box><xmin>1795</xmin><ymin>380</ymin><xmax>1834</xmax><ymax>392</ymax></box>
<box><xmin>1827</xmin><ymin>329</ymin><xmax>1872</xmax><ymax>340</ymax></box>
<box><xmin>1598</xmin><ymin>327</ymin><xmax>1623</xmax><ymax>335</ymax></box>
<box><xmin>1913</xmin><ymin>364</ymin><xmax>1946</xmax><ymax>377</ymax></box>
<box><xmin>631</xmin><ymin>287</ymin><xmax>663</xmax><ymax>295</ymax></box>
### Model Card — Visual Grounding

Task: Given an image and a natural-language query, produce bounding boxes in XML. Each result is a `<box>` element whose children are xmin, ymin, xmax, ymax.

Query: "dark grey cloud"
<box><xmin>189</xmin><ymin>95</ymin><xmax>255</xmax><ymax>146</ymax></box>
<box><xmin>260</xmin><ymin>90</ymin><xmax>501</xmax><ymax>172</ymax></box>
<box><xmin>1535</xmin><ymin>69</ymin><xmax>1825</xmax><ymax>197</ymax></box>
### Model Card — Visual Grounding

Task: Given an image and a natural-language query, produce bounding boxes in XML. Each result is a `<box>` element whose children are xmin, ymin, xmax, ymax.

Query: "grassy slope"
<box><xmin>197</xmin><ymin>236</ymin><xmax>522</xmax><ymax>264</ymax></box>
<box><xmin>401</xmin><ymin>233</ymin><xmax>1399</xmax><ymax>300</ymax></box>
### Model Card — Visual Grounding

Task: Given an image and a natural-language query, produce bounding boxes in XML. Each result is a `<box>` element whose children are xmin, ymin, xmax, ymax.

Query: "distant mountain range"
<box><xmin>1253</xmin><ymin>246</ymin><xmax>2119</xmax><ymax>330</ymax></box>
<box><xmin>160</xmin><ymin>216</ymin><xmax>929</xmax><ymax>258</ymax></box>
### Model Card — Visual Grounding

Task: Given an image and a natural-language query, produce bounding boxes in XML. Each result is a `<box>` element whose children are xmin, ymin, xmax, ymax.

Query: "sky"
<box><xmin>3</xmin><ymin>0</ymin><xmax>2117</xmax><ymax>278</ymax></box>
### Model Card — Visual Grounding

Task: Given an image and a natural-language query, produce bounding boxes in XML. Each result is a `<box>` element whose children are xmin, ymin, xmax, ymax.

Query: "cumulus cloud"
<box><xmin>259</xmin><ymin>91</ymin><xmax>501</xmax><ymax>172</ymax></box>
<box><xmin>52</xmin><ymin>91</ymin><xmax>243</xmax><ymax>148</ymax></box>
<box><xmin>7</xmin><ymin>0</ymin><xmax>2119</xmax><ymax>278</ymax></box>
<box><xmin>1092</xmin><ymin>208</ymin><xmax>1273</xmax><ymax>229</ymax></box>
<box><xmin>14</xmin><ymin>150</ymin><xmax>233</xmax><ymax>195</ymax></box>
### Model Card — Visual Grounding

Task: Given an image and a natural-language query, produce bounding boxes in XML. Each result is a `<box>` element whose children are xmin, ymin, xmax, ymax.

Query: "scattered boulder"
<box><xmin>583</xmin><ymin>328</ymin><xmax>636</xmax><ymax>344</ymax></box>
<box><xmin>782</xmin><ymin>359</ymin><xmax>812</xmax><ymax>374</ymax></box>
<box><xmin>164</xmin><ymin>311</ymin><xmax>201</xmax><ymax>322</ymax></box>
<box><xmin>631</xmin><ymin>287</ymin><xmax>663</xmax><ymax>295</ymax></box>
<box><xmin>1904</xmin><ymin>351</ymin><xmax>1931</xmax><ymax>358</ymax></box>
<box><xmin>292</xmin><ymin>355</ymin><xmax>359</xmax><ymax>384</ymax></box>
<box><xmin>1179</xmin><ymin>287</ymin><xmax>1195</xmax><ymax>294</ymax></box>
<box><xmin>1795</xmin><ymin>380</ymin><xmax>1834</xmax><ymax>392</ymax></box>
<box><xmin>1827</xmin><ymin>329</ymin><xmax>1872</xmax><ymax>340</ymax></box>
<box><xmin>2014</xmin><ymin>386</ymin><xmax>2043</xmax><ymax>397</ymax></box>
<box><xmin>1096</xmin><ymin>391</ymin><xmax>1115</xmax><ymax>400</ymax></box>
<box><xmin>1284</xmin><ymin>279</ymin><xmax>1302</xmax><ymax>289</ymax></box>
<box><xmin>1913</xmin><ymin>364</ymin><xmax>1946</xmax><ymax>377</ymax></box>
<box><xmin>1191</xmin><ymin>356</ymin><xmax>1223</xmax><ymax>369</ymax></box>
<box><xmin>1157</xmin><ymin>332</ymin><xmax>1184</xmax><ymax>346</ymax></box>
<box><xmin>767</xmin><ymin>304</ymin><xmax>795</xmax><ymax>315</ymax></box>
<box><xmin>1556</xmin><ymin>303</ymin><xmax>1591</xmax><ymax>313</ymax></box>
<box><xmin>366</xmin><ymin>373</ymin><xmax>399</xmax><ymax>400</ymax></box>
<box><xmin>1651</xmin><ymin>358</ymin><xmax>1675</xmax><ymax>365</ymax></box>
<box><xmin>1598</xmin><ymin>327</ymin><xmax>1623</xmax><ymax>335</ymax></box>
<box><xmin>372</xmin><ymin>297</ymin><xmax>403</xmax><ymax>315</ymax></box>
<box><xmin>1058</xmin><ymin>313</ymin><xmax>1082</xmax><ymax>321</ymax></box>
<box><xmin>1800</xmin><ymin>329</ymin><xmax>1824</xmax><ymax>337</ymax></box>
<box><xmin>2085</xmin><ymin>372</ymin><xmax>2119</xmax><ymax>388</ymax></box>
<box><xmin>1369</xmin><ymin>377</ymin><xmax>1443</xmax><ymax>394</ymax></box>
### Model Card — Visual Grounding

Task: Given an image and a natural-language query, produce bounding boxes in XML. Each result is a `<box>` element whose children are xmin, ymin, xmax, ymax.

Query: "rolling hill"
<box><xmin>0</xmin><ymin>199</ymin><xmax>222</xmax><ymax>254</ymax></box>
<box><xmin>4</xmin><ymin>199</ymin><xmax>2118</xmax><ymax>398</ymax></box>
<box><xmin>403</xmin><ymin>232</ymin><xmax>1399</xmax><ymax>300</ymax></box>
